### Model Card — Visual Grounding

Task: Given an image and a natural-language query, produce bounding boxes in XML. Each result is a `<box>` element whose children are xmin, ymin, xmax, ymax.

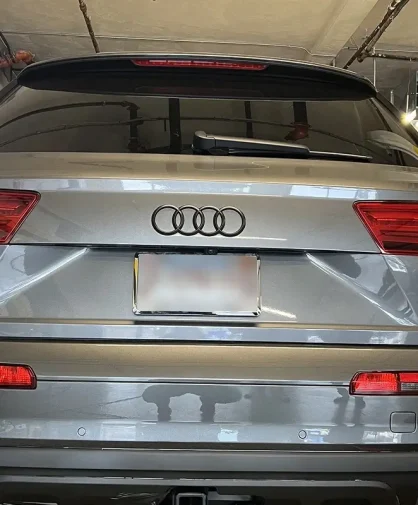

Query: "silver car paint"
<box><xmin>2</xmin><ymin>152</ymin><xmax>418</xmax><ymax>452</ymax></box>
<box><xmin>1</xmin><ymin>342</ymin><xmax>418</xmax><ymax>446</ymax></box>
<box><xmin>1</xmin><ymin>246</ymin><xmax>418</xmax><ymax>327</ymax></box>
<box><xmin>2</xmin><ymin>152</ymin><xmax>418</xmax><ymax>250</ymax></box>
<box><xmin>1</xmin><ymin>381</ymin><xmax>416</xmax><ymax>445</ymax></box>
<box><xmin>2</xmin><ymin>341</ymin><xmax>418</xmax><ymax>383</ymax></box>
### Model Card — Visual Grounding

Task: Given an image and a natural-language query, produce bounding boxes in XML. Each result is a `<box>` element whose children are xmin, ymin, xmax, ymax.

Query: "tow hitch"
<box><xmin>172</xmin><ymin>491</ymin><xmax>259</xmax><ymax>505</ymax></box>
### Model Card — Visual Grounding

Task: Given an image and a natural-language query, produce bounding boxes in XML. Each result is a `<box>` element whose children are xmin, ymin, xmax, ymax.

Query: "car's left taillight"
<box><xmin>0</xmin><ymin>190</ymin><xmax>39</xmax><ymax>244</ymax></box>
<box><xmin>0</xmin><ymin>364</ymin><xmax>37</xmax><ymax>389</ymax></box>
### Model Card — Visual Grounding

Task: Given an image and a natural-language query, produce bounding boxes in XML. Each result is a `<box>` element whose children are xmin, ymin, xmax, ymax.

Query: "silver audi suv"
<box><xmin>1</xmin><ymin>53</ymin><xmax>418</xmax><ymax>505</ymax></box>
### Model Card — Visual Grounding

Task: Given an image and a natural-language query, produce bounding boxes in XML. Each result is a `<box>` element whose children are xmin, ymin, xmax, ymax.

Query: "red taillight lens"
<box><xmin>350</xmin><ymin>371</ymin><xmax>418</xmax><ymax>395</ymax></box>
<box><xmin>399</xmin><ymin>372</ymin><xmax>418</xmax><ymax>392</ymax></box>
<box><xmin>354</xmin><ymin>201</ymin><xmax>418</xmax><ymax>255</ymax></box>
<box><xmin>350</xmin><ymin>372</ymin><xmax>398</xmax><ymax>395</ymax></box>
<box><xmin>131</xmin><ymin>59</ymin><xmax>267</xmax><ymax>71</ymax></box>
<box><xmin>0</xmin><ymin>364</ymin><xmax>37</xmax><ymax>389</ymax></box>
<box><xmin>0</xmin><ymin>190</ymin><xmax>39</xmax><ymax>244</ymax></box>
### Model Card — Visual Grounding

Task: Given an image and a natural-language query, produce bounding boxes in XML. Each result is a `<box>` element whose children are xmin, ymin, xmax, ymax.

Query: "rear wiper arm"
<box><xmin>193</xmin><ymin>131</ymin><xmax>309</xmax><ymax>156</ymax></box>
<box><xmin>193</xmin><ymin>131</ymin><xmax>371</xmax><ymax>162</ymax></box>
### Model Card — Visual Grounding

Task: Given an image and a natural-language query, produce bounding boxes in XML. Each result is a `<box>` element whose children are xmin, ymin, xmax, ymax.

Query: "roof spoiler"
<box><xmin>18</xmin><ymin>54</ymin><xmax>376</xmax><ymax>101</ymax></box>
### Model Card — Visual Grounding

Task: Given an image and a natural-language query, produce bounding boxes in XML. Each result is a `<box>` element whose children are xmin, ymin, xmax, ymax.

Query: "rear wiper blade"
<box><xmin>193</xmin><ymin>131</ymin><xmax>371</xmax><ymax>162</ymax></box>
<box><xmin>305</xmin><ymin>150</ymin><xmax>372</xmax><ymax>162</ymax></box>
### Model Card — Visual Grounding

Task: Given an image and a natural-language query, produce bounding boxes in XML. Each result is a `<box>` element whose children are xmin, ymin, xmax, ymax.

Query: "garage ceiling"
<box><xmin>1</xmin><ymin>0</ymin><xmax>418</xmax><ymax>97</ymax></box>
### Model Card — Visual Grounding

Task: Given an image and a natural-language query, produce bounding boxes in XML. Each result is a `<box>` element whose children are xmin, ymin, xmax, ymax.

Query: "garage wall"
<box><xmin>1</xmin><ymin>0</ymin><xmax>417</xmax><ymax>102</ymax></box>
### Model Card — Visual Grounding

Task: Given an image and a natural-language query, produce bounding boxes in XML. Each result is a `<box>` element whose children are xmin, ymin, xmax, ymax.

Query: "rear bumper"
<box><xmin>0</xmin><ymin>477</ymin><xmax>400</xmax><ymax>505</ymax></box>
<box><xmin>2</xmin><ymin>446</ymin><xmax>418</xmax><ymax>474</ymax></box>
<box><xmin>0</xmin><ymin>447</ymin><xmax>417</xmax><ymax>503</ymax></box>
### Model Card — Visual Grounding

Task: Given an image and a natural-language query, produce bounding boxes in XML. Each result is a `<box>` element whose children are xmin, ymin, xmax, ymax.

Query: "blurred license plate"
<box><xmin>133</xmin><ymin>253</ymin><xmax>260</xmax><ymax>316</ymax></box>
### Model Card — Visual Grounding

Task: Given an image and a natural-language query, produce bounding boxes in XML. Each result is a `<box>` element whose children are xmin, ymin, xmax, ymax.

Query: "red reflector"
<box><xmin>0</xmin><ymin>190</ymin><xmax>39</xmax><ymax>244</ymax></box>
<box><xmin>350</xmin><ymin>372</ymin><xmax>398</xmax><ymax>395</ymax></box>
<box><xmin>131</xmin><ymin>59</ymin><xmax>267</xmax><ymax>71</ymax></box>
<box><xmin>350</xmin><ymin>371</ymin><xmax>418</xmax><ymax>395</ymax></box>
<box><xmin>354</xmin><ymin>201</ymin><xmax>418</xmax><ymax>255</ymax></box>
<box><xmin>0</xmin><ymin>364</ymin><xmax>37</xmax><ymax>389</ymax></box>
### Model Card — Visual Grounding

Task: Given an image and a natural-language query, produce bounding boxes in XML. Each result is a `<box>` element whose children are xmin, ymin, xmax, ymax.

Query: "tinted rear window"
<box><xmin>1</xmin><ymin>84</ymin><xmax>418</xmax><ymax>167</ymax></box>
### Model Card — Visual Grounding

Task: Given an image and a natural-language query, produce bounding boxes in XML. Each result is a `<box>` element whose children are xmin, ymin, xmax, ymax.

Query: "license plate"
<box><xmin>133</xmin><ymin>253</ymin><xmax>260</xmax><ymax>316</ymax></box>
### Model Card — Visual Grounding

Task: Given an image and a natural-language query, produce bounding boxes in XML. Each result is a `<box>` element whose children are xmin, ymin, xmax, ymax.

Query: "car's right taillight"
<box><xmin>354</xmin><ymin>201</ymin><xmax>418</xmax><ymax>255</ymax></box>
<box><xmin>350</xmin><ymin>371</ymin><xmax>418</xmax><ymax>395</ymax></box>
<box><xmin>0</xmin><ymin>190</ymin><xmax>39</xmax><ymax>244</ymax></box>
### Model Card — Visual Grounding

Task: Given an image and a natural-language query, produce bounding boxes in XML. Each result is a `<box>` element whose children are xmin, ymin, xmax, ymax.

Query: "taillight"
<box><xmin>350</xmin><ymin>371</ymin><xmax>418</xmax><ymax>395</ymax></box>
<box><xmin>0</xmin><ymin>364</ymin><xmax>37</xmax><ymax>389</ymax></box>
<box><xmin>0</xmin><ymin>190</ymin><xmax>39</xmax><ymax>244</ymax></box>
<box><xmin>131</xmin><ymin>59</ymin><xmax>268</xmax><ymax>71</ymax></box>
<box><xmin>354</xmin><ymin>201</ymin><xmax>418</xmax><ymax>255</ymax></box>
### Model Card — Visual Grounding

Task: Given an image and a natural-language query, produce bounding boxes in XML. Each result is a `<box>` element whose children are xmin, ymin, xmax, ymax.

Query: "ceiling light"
<box><xmin>402</xmin><ymin>109</ymin><xmax>417</xmax><ymax>125</ymax></box>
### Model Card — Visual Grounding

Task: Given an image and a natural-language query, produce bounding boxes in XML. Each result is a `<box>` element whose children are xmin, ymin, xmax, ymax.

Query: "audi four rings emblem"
<box><xmin>151</xmin><ymin>205</ymin><xmax>246</xmax><ymax>237</ymax></box>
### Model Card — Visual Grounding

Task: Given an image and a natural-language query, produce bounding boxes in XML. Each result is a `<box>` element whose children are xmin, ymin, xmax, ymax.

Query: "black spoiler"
<box><xmin>18</xmin><ymin>53</ymin><xmax>376</xmax><ymax>101</ymax></box>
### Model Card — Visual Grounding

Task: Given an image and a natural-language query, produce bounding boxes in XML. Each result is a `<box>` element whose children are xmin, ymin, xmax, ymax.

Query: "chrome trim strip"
<box><xmin>0</xmin><ymin>321</ymin><xmax>417</xmax><ymax>345</ymax></box>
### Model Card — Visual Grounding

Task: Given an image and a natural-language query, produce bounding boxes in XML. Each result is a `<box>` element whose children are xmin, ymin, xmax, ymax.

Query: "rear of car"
<box><xmin>2</xmin><ymin>54</ymin><xmax>418</xmax><ymax>505</ymax></box>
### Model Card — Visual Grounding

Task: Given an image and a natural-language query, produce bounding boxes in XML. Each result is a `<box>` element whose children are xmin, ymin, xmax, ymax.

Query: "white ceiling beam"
<box><xmin>309</xmin><ymin>0</ymin><xmax>380</xmax><ymax>62</ymax></box>
<box><xmin>334</xmin><ymin>0</ymin><xmax>407</xmax><ymax>67</ymax></box>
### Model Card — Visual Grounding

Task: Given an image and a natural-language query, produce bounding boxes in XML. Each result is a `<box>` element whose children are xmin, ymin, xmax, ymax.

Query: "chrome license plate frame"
<box><xmin>133</xmin><ymin>253</ymin><xmax>260</xmax><ymax>316</ymax></box>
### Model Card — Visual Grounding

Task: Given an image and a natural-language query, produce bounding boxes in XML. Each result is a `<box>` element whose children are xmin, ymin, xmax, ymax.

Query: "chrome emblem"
<box><xmin>151</xmin><ymin>205</ymin><xmax>246</xmax><ymax>237</ymax></box>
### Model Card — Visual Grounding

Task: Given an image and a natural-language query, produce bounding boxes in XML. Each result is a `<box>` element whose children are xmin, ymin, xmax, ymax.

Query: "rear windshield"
<box><xmin>1</xmin><ymin>84</ymin><xmax>418</xmax><ymax>167</ymax></box>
